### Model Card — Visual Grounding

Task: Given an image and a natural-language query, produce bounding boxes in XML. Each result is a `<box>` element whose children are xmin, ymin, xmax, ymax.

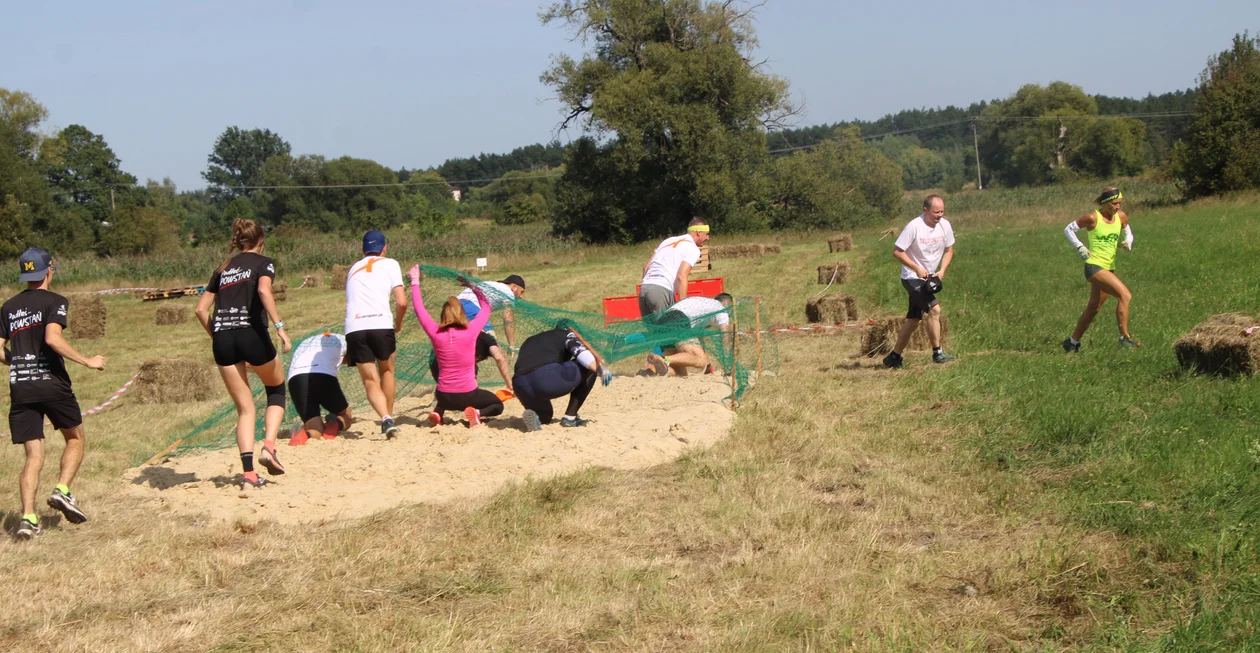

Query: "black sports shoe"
<box><xmin>521</xmin><ymin>409</ymin><xmax>543</xmax><ymax>432</ymax></box>
<box><xmin>932</xmin><ymin>351</ymin><xmax>955</xmax><ymax>364</ymax></box>
<box><xmin>14</xmin><ymin>517</ymin><xmax>40</xmax><ymax>540</ymax></box>
<box><xmin>882</xmin><ymin>352</ymin><xmax>903</xmax><ymax>369</ymax></box>
<box><xmin>560</xmin><ymin>416</ymin><xmax>590</xmax><ymax>428</ymax></box>
<box><xmin>1119</xmin><ymin>337</ymin><xmax>1141</xmax><ymax>348</ymax></box>
<box><xmin>48</xmin><ymin>488</ymin><xmax>88</xmax><ymax>524</ymax></box>
<box><xmin>1061</xmin><ymin>338</ymin><xmax>1080</xmax><ymax>353</ymax></box>
<box><xmin>381</xmin><ymin>417</ymin><xmax>400</xmax><ymax>439</ymax></box>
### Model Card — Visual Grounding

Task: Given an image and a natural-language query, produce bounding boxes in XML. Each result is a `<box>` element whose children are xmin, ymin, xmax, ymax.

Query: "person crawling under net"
<box><xmin>645</xmin><ymin>293</ymin><xmax>733</xmax><ymax>377</ymax></box>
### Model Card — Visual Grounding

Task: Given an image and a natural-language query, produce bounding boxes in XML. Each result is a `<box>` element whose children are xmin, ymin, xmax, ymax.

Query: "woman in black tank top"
<box><xmin>195</xmin><ymin>219</ymin><xmax>292</xmax><ymax>487</ymax></box>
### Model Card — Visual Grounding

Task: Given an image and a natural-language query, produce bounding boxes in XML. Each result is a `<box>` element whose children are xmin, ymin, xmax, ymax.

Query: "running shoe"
<box><xmin>646</xmin><ymin>353</ymin><xmax>670</xmax><ymax>376</ymax></box>
<box><xmin>322</xmin><ymin>414</ymin><xmax>342</xmax><ymax>440</ymax></box>
<box><xmin>242</xmin><ymin>471</ymin><xmax>268</xmax><ymax>488</ymax></box>
<box><xmin>1119</xmin><ymin>337</ymin><xmax>1142</xmax><ymax>348</ymax></box>
<box><xmin>560</xmin><ymin>416</ymin><xmax>590</xmax><ymax>428</ymax></box>
<box><xmin>882</xmin><ymin>352</ymin><xmax>903</xmax><ymax>369</ymax></box>
<box><xmin>464</xmin><ymin>407</ymin><xmax>482</xmax><ymax>428</ymax></box>
<box><xmin>1061</xmin><ymin>338</ymin><xmax>1080</xmax><ymax>353</ymax></box>
<box><xmin>14</xmin><ymin>517</ymin><xmax>40</xmax><ymax>540</ymax></box>
<box><xmin>258</xmin><ymin>442</ymin><xmax>286</xmax><ymax>475</ymax></box>
<box><xmin>289</xmin><ymin>423</ymin><xmax>309</xmax><ymax>446</ymax></box>
<box><xmin>382</xmin><ymin>417</ymin><xmax>400</xmax><ymax>439</ymax></box>
<box><xmin>932</xmin><ymin>351</ymin><xmax>955</xmax><ymax>364</ymax></box>
<box><xmin>522</xmin><ymin>409</ymin><xmax>542</xmax><ymax>433</ymax></box>
<box><xmin>426</xmin><ymin>412</ymin><xmax>443</xmax><ymax>427</ymax></box>
<box><xmin>47</xmin><ymin>488</ymin><xmax>88</xmax><ymax>524</ymax></box>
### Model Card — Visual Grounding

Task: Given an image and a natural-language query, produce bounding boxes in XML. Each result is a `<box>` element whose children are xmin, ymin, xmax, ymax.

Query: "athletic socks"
<box><xmin>56</xmin><ymin>483</ymin><xmax>70</xmax><ymax>496</ymax></box>
<box><xmin>241</xmin><ymin>452</ymin><xmax>254</xmax><ymax>473</ymax></box>
<box><xmin>381</xmin><ymin>415</ymin><xmax>392</xmax><ymax>422</ymax></box>
<box><xmin>22</xmin><ymin>513</ymin><xmax>37</xmax><ymax>525</ymax></box>
<box><xmin>933</xmin><ymin>348</ymin><xmax>943</xmax><ymax>355</ymax></box>
<box><xmin>1068</xmin><ymin>337</ymin><xmax>1080</xmax><ymax>345</ymax></box>
<box><xmin>563</xmin><ymin>415</ymin><xmax>576</xmax><ymax>421</ymax></box>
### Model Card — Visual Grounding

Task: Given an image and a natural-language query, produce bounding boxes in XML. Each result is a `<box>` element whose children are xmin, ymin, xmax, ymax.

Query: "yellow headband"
<box><xmin>687</xmin><ymin>225</ymin><xmax>710</xmax><ymax>233</ymax></box>
<box><xmin>1098</xmin><ymin>190</ymin><xmax>1123</xmax><ymax>204</ymax></box>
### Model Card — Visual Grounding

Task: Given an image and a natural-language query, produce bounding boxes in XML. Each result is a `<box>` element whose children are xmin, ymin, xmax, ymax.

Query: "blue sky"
<box><xmin>3</xmin><ymin>1</ymin><xmax>1251</xmax><ymax>189</ymax></box>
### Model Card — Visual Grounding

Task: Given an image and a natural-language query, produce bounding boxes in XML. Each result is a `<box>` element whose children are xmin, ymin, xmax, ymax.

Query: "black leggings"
<box><xmin>512</xmin><ymin>361</ymin><xmax>596</xmax><ymax>424</ymax></box>
<box><xmin>434</xmin><ymin>388</ymin><xmax>504</xmax><ymax>417</ymax></box>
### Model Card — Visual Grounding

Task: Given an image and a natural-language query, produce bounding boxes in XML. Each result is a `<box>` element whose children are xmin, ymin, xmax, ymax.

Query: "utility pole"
<box><xmin>971</xmin><ymin>119</ymin><xmax>983</xmax><ymax>190</ymax></box>
<box><xmin>109</xmin><ymin>186</ymin><xmax>115</xmax><ymax>211</ymax></box>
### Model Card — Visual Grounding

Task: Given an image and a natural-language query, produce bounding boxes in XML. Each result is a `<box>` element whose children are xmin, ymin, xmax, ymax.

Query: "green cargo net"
<box><xmin>146</xmin><ymin>264</ymin><xmax>777</xmax><ymax>460</ymax></box>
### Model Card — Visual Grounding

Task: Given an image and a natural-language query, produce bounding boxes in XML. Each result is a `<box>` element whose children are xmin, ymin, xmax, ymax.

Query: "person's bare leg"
<box><xmin>254</xmin><ymin>357</ymin><xmax>287</xmax><ymax>446</ymax></box>
<box><xmin>1071</xmin><ymin>283</ymin><xmax>1106</xmax><ymax>341</ymax></box>
<box><xmin>924</xmin><ymin>304</ymin><xmax>943</xmax><ymax>349</ymax></box>
<box><xmin>379</xmin><ymin>354</ymin><xmax>397</xmax><ymax>416</ymax></box>
<box><xmin>57</xmin><ymin>425</ymin><xmax>85</xmax><ymax>489</ymax></box>
<box><xmin>1090</xmin><ymin>271</ymin><xmax>1134</xmax><ymax>338</ymax></box>
<box><xmin>20</xmin><ymin>439</ymin><xmax>45</xmax><ymax>517</ymax></box>
<box><xmin>667</xmin><ymin>343</ymin><xmax>708</xmax><ymax>375</ymax></box>
<box><xmin>892</xmin><ymin>318</ymin><xmax>920</xmax><ymax>355</ymax></box>
<box><xmin>303</xmin><ymin>416</ymin><xmax>326</xmax><ymax>433</ymax></box>
<box><xmin>356</xmin><ymin>362</ymin><xmax>389</xmax><ymax>419</ymax></box>
<box><xmin>219</xmin><ymin>363</ymin><xmax>255</xmax><ymax>456</ymax></box>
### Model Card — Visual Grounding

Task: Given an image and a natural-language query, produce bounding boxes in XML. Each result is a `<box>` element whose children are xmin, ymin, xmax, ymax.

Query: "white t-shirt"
<box><xmin>894</xmin><ymin>215</ymin><xmax>955</xmax><ymax>280</ymax></box>
<box><xmin>457</xmin><ymin>281</ymin><xmax>515</xmax><ymax>311</ymax></box>
<box><xmin>287</xmin><ymin>333</ymin><xmax>347</xmax><ymax>380</ymax></box>
<box><xmin>344</xmin><ymin>256</ymin><xmax>403</xmax><ymax>334</ymax></box>
<box><xmin>641</xmin><ymin>235</ymin><xmax>702</xmax><ymax>292</ymax></box>
<box><xmin>669</xmin><ymin>297</ymin><xmax>730</xmax><ymax>329</ymax></box>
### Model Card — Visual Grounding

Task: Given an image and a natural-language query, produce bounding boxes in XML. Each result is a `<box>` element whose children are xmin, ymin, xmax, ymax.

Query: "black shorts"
<box><xmin>1084</xmin><ymin>263</ymin><xmax>1113</xmax><ymax>280</ymax></box>
<box><xmin>287</xmin><ymin>373</ymin><xmax>349</xmax><ymax>422</ymax></box>
<box><xmin>212</xmin><ymin>328</ymin><xmax>277</xmax><ymax>367</ymax></box>
<box><xmin>10</xmin><ymin>396</ymin><xmax>82</xmax><ymax>444</ymax></box>
<box><xmin>902</xmin><ymin>278</ymin><xmax>939</xmax><ymax>320</ymax></box>
<box><xmin>346</xmin><ymin>329</ymin><xmax>396</xmax><ymax>365</ymax></box>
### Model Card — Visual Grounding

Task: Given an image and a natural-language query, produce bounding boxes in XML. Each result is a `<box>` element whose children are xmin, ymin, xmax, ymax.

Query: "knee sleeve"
<box><xmin>265</xmin><ymin>384</ymin><xmax>286</xmax><ymax>409</ymax></box>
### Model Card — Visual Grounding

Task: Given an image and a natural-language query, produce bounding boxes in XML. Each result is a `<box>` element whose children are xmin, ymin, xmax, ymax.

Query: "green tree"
<box><xmin>320</xmin><ymin>157</ymin><xmax>405</xmax><ymax>231</ymax></box>
<box><xmin>96</xmin><ymin>206</ymin><xmax>181</xmax><ymax>256</ymax></box>
<box><xmin>0</xmin><ymin>194</ymin><xmax>31</xmax><ymax>258</ymax></box>
<box><xmin>542</xmin><ymin>0</ymin><xmax>794</xmax><ymax>243</ymax></box>
<box><xmin>0</xmin><ymin>89</ymin><xmax>56</xmax><ymax>246</ymax></box>
<box><xmin>502</xmin><ymin>193</ymin><xmax>550</xmax><ymax>224</ymax></box>
<box><xmin>1171</xmin><ymin>32</ymin><xmax>1260</xmax><ymax>197</ymax></box>
<box><xmin>203</xmin><ymin>127</ymin><xmax>291</xmax><ymax>201</ymax></box>
<box><xmin>42</xmin><ymin>124</ymin><xmax>142</xmax><ymax>227</ymax></box>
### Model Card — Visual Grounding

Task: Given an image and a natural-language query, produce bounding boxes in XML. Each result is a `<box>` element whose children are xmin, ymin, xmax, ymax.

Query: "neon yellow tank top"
<box><xmin>1086</xmin><ymin>210</ymin><xmax>1121</xmax><ymax>270</ymax></box>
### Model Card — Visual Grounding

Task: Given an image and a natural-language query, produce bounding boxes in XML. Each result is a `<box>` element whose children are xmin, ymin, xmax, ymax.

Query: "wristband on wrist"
<box><xmin>274</xmin><ymin>321</ymin><xmax>285</xmax><ymax>329</ymax></box>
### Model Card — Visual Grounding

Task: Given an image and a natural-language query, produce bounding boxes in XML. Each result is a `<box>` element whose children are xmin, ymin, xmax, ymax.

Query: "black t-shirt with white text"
<box><xmin>207</xmin><ymin>252</ymin><xmax>275</xmax><ymax>333</ymax></box>
<box><xmin>1</xmin><ymin>289</ymin><xmax>74</xmax><ymax>403</ymax></box>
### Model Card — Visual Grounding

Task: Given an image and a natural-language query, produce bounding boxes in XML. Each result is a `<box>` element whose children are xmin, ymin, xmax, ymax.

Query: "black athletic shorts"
<box><xmin>346</xmin><ymin>329</ymin><xmax>396</xmax><ymax>365</ymax></box>
<box><xmin>1084</xmin><ymin>263</ymin><xmax>1113</xmax><ymax>280</ymax></box>
<box><xmin>287</xmin><ymin>373</ymin><xmax>349</xmax><ymax>422</ymax></box>
<box><xmin>212</xmin><ymin>328</ymin><xmax>277</xmax><ymax>367</ymax></box>
<box><xmin>902</xmin><ymin>278</ymin><xmax>939</xmax><ymax>320</ymax></box>
<box><xmin>10</xmin><ymin>396</ymin><xmax>83</xmax><ymax>445</ymax></box>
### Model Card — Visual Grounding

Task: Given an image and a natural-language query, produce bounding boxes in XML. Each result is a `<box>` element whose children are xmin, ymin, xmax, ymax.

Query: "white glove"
<box><xmin>1077</xmin><ymin>245</ymin><xmax>1091</xmax><ymax>261</ymax></box>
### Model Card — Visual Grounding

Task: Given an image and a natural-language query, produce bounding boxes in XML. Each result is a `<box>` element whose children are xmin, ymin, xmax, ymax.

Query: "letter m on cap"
<box><xmin>23</xmin><ymin>262</ymin><xmax>34</xmax><ymax>271</ymax></box>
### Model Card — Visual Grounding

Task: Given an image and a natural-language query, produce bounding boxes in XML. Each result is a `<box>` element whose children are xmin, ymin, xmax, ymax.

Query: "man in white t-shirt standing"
<box><xmin>638</xmin><ymin>216</ymin><xmax>710</xmax><ymax>320</ymax></box>
<box><xmin>345</xmin><ymin>230</ymin><xmax>407</xmax><ymax>437</ymax></box>
<box><xmin>884</xmin><ymin>195</ymin><xmax>956</xmax><ymax>369</ymax></box>
<box><xmin>456</xmin><ymin>274</ymin><xmax>525</xmax><ymax>348</ymax></box>
<box><xmin>286</xmin><ymin>331</ymin><xmax>352</xmax><ymax>446</ymax></box>
<box><xmin>645</xmin><ymin>293</ymin><xmax>732</xmax><ymax>376</ymax></box>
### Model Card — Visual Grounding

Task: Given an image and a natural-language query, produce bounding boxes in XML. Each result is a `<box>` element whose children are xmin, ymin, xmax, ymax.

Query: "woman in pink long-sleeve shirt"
<box><xmin>408</xmin><ymin>265</ymin><xmax>504</xmax><ymax>427</ymax></box>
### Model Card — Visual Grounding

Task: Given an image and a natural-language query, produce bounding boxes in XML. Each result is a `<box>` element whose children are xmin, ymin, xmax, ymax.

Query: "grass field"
<box><xmin>1</xmin><ymin>187</ymin><xmax>1258</xmax><ymax>650</ymax></box>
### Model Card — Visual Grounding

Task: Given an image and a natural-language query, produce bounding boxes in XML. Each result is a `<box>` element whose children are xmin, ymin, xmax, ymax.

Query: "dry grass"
<box><xmin>817</xmin><ymin>262</ymin><xmax>850</xmax><ymax>285</ymax></box>
<box><xmin>710</xmin><ymin>243</ymin><xmax>781</xmax><ymax>259</ymax></box>
<box><xmin>0</xmin><ymin>235</ymin><xmax>1173</xmax><ymax>651</ymax></box>
<box><xmin>155</xmin><ymin>304</ymin><xmax>189</xmax><ymax>325</ymax></box>
<box><xmin>861</xmin><ymin>316</ymin><xmax>950</xmax><ymax>356</ymax></box>
<box><xmin>330</xmin><ymin>265</ymin><xmax>349</xmax><ymax>290</ymax></box>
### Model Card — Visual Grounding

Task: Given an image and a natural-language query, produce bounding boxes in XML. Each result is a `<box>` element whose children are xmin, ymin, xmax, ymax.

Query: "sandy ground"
<box><xmin>122</xmin><ymin>375</ymin><xmax>733</xmax><ymax>524</ymax></box>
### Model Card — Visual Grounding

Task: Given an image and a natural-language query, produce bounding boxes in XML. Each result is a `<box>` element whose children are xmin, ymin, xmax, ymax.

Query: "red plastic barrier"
<box><xmin>634</xmin><ymin>277</ymin><xmax>725</xmax><ymax>301</ymax></box>
<box><xmin>602</xmin><ymin>295</ymin><xmax>642</xmax><ymax>324</ymax></box>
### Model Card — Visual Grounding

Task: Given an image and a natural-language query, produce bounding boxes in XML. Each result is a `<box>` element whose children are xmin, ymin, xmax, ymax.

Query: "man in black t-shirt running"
<box><xmin>1</xmin><ymin>248</ymin><xmax>106</xmax><ymax>541</ymax></box>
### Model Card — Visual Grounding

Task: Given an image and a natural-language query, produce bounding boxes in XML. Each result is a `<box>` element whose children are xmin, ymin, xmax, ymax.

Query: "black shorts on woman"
<box><xmin>212</xmin><ymin>327</ymin><xmax>277</xmax><ymax>367</ymax></box>
<box><xmin>1084</xmin><ymin>263</ymin><xmax>1114</xmax><ymax>280</ymax></box>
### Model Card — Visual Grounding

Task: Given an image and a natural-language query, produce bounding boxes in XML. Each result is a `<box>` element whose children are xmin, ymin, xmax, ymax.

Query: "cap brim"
<box><xmin>18</xmin><ymin>270</ymin><xmax>46</xmax><ymax>282</ymax></box>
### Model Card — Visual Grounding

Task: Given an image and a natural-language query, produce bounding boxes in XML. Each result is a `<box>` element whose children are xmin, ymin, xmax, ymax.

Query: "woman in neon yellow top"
<box><xmin>1062</xmin><ymin>186</ymin><xmax>1137</xmax><ymax>350</ymax></box>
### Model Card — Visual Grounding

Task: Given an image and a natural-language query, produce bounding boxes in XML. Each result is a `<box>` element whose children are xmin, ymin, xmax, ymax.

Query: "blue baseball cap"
<box><xmin>18</xmin><ymin>248</ymin><xmax>52</xmax><ymax>282</ymax></box>
<box><xmin>362</xmin><ymin>230</ymin><xmax>386</xmax><ymax>254</ymax></box>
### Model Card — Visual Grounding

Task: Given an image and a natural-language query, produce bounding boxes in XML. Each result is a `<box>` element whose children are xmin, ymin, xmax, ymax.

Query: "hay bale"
<box><xmin>711</xmin><ymin>244</ymin><xmax>779</xmax><ymax>259</ymax></box>
<box><xmin>301</xmin><ymin>275</ymin><xmax>317</xmax><ymax>288</ymax></box>
<box><xmin>331</xmin><ymin>265</ymin><xmax>350</xmax><ymax>290</ymax></box>
<box><xmin>67</xmin><ymin>294</ymin><xmax>106</xmax><ymax>340</ymax></box>
<box><xmin>817</xmin><ymin>262</ymin><xmax>850</xmax><ymax>285</ymax></box>
<box><xmin>1174</xmin><ymin>313</ymin><xmax>1260</xmax><ymax>376</ymax></box>
<box><xmin>861</xmin><ymin>316</ymin><xmax>950</xmax><ymax>356</ymax></box>
<box><xmin>132</xmin><ymin>359</ymin><xmax>217</xmax><ymax>404</ymax></box>
<box><xmin>806</xmin><ymin>293</ymin><xmax>857</xmax><ymax>324</ymax></box>
<box><xmin>272</xmin><ymin>281</ymin><xmax>288</xmax><ymax>302</ymax></box>
<box><xmin>155</xmin><ymin>304</ymin><xmax>189</xmax><ymax>325</ymax></box>
<box><xmin>828</xmin><ymin>234</ymin><xmax>853</xmax><ymax>253</ymax></box>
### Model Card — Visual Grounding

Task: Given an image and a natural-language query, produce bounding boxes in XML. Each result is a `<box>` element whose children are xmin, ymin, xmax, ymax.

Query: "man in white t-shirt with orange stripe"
<box><xmin>638</xmin><ymin>217</ymin><xmax>710</xmax><ymax>320</ymax></box>
<box><xmin>344</xmin><ymin>230</ymin><xmax>407</xmax><ymax>437</ymax></box>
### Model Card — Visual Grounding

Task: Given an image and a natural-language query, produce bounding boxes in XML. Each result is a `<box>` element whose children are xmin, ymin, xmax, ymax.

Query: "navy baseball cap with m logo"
<box><xmin>18</xmin><ymin>248</ymin><xmax>52</xmax><ymax>282</ymax></box>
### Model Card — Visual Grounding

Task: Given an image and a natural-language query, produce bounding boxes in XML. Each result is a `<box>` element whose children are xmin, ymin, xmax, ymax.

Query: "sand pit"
<box><xmin>122</xmin><ymin>375</ymin><xmax>733</xmax><ymax>524</ymax></box>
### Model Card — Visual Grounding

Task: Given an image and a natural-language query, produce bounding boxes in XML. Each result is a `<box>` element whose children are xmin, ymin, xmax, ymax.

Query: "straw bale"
<box><xmin>711</xmin><ymin>244</ymin><xmax>779</xmax><ymax>259</ymax></box>
<box><xmin>1174</xmin><ymin>313</ymin><xmax>1260</xmax><ymax>376</ymax></box>
<box><xmin>155</xmin><ymin>304</ymin><xmax>189</xmax><ymax>325</ymax></box>
<box><xmin>806</xmin><ymin>293</ymin><xmax>857</xmax><ymax>324</ymax></box>
<box><xmin>861</xmin><ymin>316</ymin><xmax>950</xmax><ymax>356</ymax></box>
<box><xmin>67</xmin><ymin>294</ymin><xmax>106</xmax><ymax>340</ymax></box>
<box><xmin>817</xmin><ymin>262</ymin><xmax>850</xmax><ymax>285</ymax></box>
<box><xmin>132</xmin><ymin>358</ymin><xmax>217</xmax><ymax>404</ymax></box>
<box><xmin>272</xmin><ymin>281</ymin><xmax>288</xmax><ymax>302</ymax></box>
<box><xmin>301</xmin><ymin>275</ymin><xmax>317</xmax><ymax>288</ymax></box>
<box><xmin>828</xmin><ymin>234</ymin><xmax>853</xmax><ymax>253</ymax></box>
<box><xmin>331</xmin><ymin>265</ymin><xmax>350</xmax><ymax>290</ymax></box>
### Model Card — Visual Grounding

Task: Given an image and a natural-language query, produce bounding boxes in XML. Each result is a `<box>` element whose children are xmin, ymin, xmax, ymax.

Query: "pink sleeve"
<box><xmin>469</xmin><ymin>287</ymin><xmax>492</xmax><ymax>332</ymax></box>
<box><xmin>410</xmin><ymin>283</ymin><xmax>439</xmax><ymax>338</ymax></box>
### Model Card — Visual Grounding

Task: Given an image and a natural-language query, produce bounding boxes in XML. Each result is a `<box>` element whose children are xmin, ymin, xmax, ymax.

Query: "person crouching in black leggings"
<box><xmin>513</xmin><ymin>323</ymin><xmax>612</xmax><ymax>431</ymax></box>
